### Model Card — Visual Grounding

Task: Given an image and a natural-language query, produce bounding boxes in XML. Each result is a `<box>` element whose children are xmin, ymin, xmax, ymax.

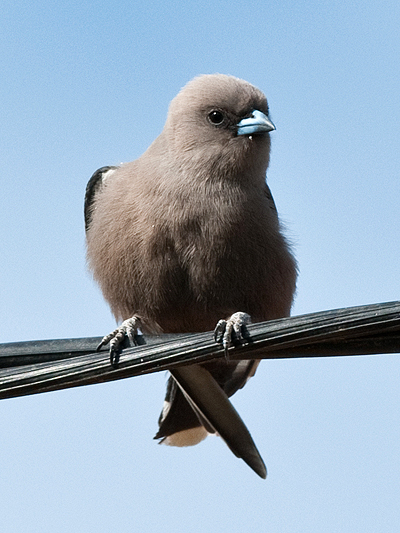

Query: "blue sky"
<box><xmin>1</xmin><ymin>1</ymin><xmax>399</xmax><ymax>531</ymax></box>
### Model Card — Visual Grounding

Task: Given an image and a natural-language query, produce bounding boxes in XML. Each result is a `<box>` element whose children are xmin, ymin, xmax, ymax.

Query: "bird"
<box><xmin>84</xmin><ymin>74</ymin><xmax>297</xmax><ymax>478</ymax></box>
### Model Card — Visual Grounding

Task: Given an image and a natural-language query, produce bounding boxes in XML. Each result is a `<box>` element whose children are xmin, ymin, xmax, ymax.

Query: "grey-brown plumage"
<box><xmin>85</xmin><ymin>74</ymin><xmax>297</xmax><ymax>478</ymax></box>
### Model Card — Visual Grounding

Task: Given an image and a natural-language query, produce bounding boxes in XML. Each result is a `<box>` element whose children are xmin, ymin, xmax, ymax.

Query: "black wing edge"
<box><xmin>264</xmin><ymin>182</ymin><xmax>278</xmax><ymax>213</ymax></box>
<box><xmin>84</xmin><ymin>166</ymin><xmax>118</xmax><ymax>232</ymax></box>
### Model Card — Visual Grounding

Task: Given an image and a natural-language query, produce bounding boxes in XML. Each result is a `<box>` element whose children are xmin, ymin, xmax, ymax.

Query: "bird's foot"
<box><xmin>97</xmin><ymin>316</ymin><xmax>143</xmax><ymax>368</ymax></box>
<box><xmin>214</xmin><ymin>312</ymin><xmax>251</xmax><ymax>357</ymax></box>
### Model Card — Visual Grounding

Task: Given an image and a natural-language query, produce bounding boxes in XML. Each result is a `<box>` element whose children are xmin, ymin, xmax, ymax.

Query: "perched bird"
<box><xmin>85</xmin><ymin>74</ymin><xmax>297</xmax><ymax>478</ymax></box>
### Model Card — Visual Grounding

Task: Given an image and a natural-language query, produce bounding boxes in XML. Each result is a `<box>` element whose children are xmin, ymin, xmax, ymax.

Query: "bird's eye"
<box><xmin>208</xmin><ymin>110</ymin><xmax>225</xmax><ymax>125</ymax></box>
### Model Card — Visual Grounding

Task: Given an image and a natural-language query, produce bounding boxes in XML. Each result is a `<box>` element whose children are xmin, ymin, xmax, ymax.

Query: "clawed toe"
<box><xmin>97</xmin><ymin>316</ymin><xmax>143</xmax><ymax>368</ymax></box>
<box><xmin>214</xmin><ymin>312</ymin><xmax>251</xmax><ymax>355</ymax></box>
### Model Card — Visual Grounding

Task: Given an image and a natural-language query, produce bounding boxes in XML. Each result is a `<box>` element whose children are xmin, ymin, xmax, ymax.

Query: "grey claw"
<box><xmin>214</xmin><ymin>319</ymin><xmax>227</xmax><ymax>344</ymax></box>
<box><xmin>214</xmin><ymin>312</ymin><xmax>252</xmax><ymax>354</ymax></box>
<box><xmin>97</xmin><ymin>316</ymin><xmax>142</xmax><ymax>367</ymax></box>
<box><xmin>110</xmin><ymin>346</ymin><xmax>120</xmax><ymax>368</ymax></box>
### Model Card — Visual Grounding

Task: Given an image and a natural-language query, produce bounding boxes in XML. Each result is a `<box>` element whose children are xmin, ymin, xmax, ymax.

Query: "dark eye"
<box><xmin>208</xmin><ymin>110</ymin><xmax>225</xmax><ymax>125</ymax></box>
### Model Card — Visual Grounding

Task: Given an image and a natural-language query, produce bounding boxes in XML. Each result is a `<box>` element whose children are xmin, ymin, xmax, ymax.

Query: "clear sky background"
<box><xmin>1</xmin><ymin>1</ymin><xmax>399</xmax><ymax>531</ymax></box>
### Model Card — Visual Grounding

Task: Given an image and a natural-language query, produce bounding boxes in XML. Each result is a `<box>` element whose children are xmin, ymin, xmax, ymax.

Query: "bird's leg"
<box><xmin>96</xmin><ymin>316</ymin><xmax>143</xmax><ymax>368</ymax></box>
<box><xmin>214</xmin><ymin>312</ymin><xmax>252</xmax><ymax>357</ymax></box>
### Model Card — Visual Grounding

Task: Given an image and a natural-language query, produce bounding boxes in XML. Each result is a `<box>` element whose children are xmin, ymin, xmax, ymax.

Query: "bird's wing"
<box><xmin>155</xmin><ymin>362</ymin><xmax>266</xmax><ymax>478</ymax></box>
<box><xmin>84</xmin><ymin>166</ymin><xmax>118</xmax><ymax>232</ymax></box>
<box><xmin>169</xmin><ymin>365</ymin><xmax>267</xmax><ymax>478</ymax></box>
<box><xmin>155</xmin><ymin>358</ymin><xmax>259</xmax><ymax>435</ymax></box>
<box><xmin>264</xmin><ymin>182</ymin><xmax>278</xmax><ymax>213</ymax></box>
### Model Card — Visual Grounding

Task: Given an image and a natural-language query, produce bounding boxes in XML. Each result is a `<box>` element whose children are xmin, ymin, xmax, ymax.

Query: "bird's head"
<box><xmin>164</xmin><ymin>74</ymin><xmax>275</xmax><ymax>183</ymax></box>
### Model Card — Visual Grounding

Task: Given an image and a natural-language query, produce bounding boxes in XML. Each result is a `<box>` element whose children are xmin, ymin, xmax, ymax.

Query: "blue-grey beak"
<box><xmin>237</xmin><ymin>109</ymin><xmax>275</xmax><ymax>136</ymax></box>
